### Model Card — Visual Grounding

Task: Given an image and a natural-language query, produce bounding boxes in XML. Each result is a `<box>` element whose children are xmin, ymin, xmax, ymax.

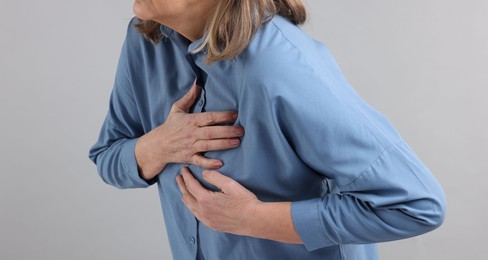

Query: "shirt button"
<box><xmin>190</xmin><ymin>236</ymin><xmax>196</xmax><ymax>244</ymax></box>
<box><xmin>197</xmin><ymin>100</ymin><xmax>204</xmax><ymax>106</ymax></box>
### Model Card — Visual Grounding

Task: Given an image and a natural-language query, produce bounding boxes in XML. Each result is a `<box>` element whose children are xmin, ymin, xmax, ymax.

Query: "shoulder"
<box><xmin>122</xmin><ymin>17</ymin><xmax>158</xmax><ymax>54</ymax></box>
<box><xmin>122</xmin><ymin>17</ymin><xmax>180</xmax><ymax>63</ymax></box>
<box><xmin>239</xmin><ymin>15</ymin><xmax>347</xmax><ymax>96</ymax></box>
<box><xmin>127</xmin><ymin>17</ymin><xmax>141</xmax><ymax>38</ymax></box>
<box><xmin>118</xmin><ymin>17</ymin><xmax>180</xmax><ymax>80</ymax></box>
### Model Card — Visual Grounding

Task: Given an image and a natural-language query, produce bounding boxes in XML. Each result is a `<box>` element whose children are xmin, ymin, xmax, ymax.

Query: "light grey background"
<box><xmin>1</xmin><ymin>0</ymin><xmax>486</xmax><ymax>259</ymax></box>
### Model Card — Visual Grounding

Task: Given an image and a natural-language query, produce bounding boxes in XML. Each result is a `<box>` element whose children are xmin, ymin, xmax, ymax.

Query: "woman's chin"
<box><xmin>132</xmin><ymin>2</ymin><xmax>150</xmax><ymax>20</ymax></box>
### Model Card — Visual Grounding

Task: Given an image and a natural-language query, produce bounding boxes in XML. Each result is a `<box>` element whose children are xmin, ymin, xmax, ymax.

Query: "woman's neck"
<box><xmin>154</xmin><ymin>2</ymin><xmax>215</xmax><ymax>42</ymax></box>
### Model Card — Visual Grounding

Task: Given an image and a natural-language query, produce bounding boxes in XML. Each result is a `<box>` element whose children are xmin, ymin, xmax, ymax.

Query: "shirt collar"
<box><xmin>159</xmin><ymin>24</ymin><xmax>206</xmax><ymax>55</ymax></box>
<box><xmin>159</xmin><ymin>24</ymin><xmax>174</xmax><ymax>38</ymax></box>
<box><xmin>188</xmin><ymin>36</ymin><xmax>205</xmax><ymax>54</ymax></box>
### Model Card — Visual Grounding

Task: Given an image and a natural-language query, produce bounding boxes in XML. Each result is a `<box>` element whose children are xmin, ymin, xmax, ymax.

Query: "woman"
<box><xmin>89</xmin><ymin>0</ymin><xmax>446</xmax><ymax>259</ymax></box>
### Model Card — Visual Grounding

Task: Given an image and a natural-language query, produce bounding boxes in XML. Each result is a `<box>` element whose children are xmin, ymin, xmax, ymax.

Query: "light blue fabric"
<box><xmin>89</xmin><ymin>15</ymin><xmax>446</xmax><ymax>259</ymax></box>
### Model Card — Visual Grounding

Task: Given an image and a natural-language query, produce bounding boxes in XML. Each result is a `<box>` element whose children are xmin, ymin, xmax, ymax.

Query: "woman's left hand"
<box><xmin>176</xmin><ymin>167</ymin><xmax>261</xmax><ymax>236</ymax></box>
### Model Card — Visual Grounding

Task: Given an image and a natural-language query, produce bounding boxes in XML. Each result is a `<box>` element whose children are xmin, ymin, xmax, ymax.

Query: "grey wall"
<box><xmin>1</xmin><ymin>0</ymin><xmax>486</xmax><ymax>259</ymax></box>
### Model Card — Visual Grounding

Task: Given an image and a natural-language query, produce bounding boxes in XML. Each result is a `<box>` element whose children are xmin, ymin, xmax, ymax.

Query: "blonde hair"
<box><xmin>135</xmin><ymin>0</ymin><xmax>306</xmax><ymax>63</ymax></box>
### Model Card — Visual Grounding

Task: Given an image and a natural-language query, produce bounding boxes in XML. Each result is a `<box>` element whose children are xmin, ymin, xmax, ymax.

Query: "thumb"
<box><xmin>203</xmin><ymin>170</ymin><xmax>236</xmax><ymax>194</ymax></box>
<box><xmin>172</xmin><ymin>81</ymin><xmax>200</xmax><ymax>113</ymax></box>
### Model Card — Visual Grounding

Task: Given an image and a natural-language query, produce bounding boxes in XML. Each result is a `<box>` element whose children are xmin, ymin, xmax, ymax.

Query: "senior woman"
<box><xmin>89</xmin><ymin>0</ymin><xmax>446</xmax><ymax>259</ymax></box>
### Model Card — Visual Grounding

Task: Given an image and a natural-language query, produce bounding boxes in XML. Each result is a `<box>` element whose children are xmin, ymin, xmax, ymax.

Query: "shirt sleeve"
<box><xmin>248</xmin><ymin>47</ymin><xmax>446</xmax><ymax>251</ymax></box>
<box><xmin>88</xmin><ymin>18</ymin><xmax>157</xmax><ymax>189</ymax></box>
<box><xmin>290</xmin><ymin>142</ymin><xmax>446</xmax><ymax>251</ymax></box>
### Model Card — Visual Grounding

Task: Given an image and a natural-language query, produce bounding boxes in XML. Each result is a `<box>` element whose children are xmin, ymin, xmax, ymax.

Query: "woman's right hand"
<box><xmin>135</xmin><ymin>83</ymin><xmax>243</xmax><ymax>181</ymax></box>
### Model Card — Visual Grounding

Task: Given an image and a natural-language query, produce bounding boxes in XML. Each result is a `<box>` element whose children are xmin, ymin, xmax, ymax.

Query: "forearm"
<box><xmin>244</xmin><ymin>201</ymin><xmax>302</xmax><ymax>244</ymax></box>
<box><xmin>290</xmin><ymin>193</ymin><xmax>445</xmax><ymax>252</ymax></box>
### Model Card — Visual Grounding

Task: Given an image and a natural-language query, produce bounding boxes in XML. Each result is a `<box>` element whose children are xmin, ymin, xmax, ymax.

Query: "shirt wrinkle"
<box><xmin>338</xmin><ymin>141</ymin><xmax>405</xmax><ymax>190</ymax></box>
<box><xmin>88</xmin><ymin>15</ymin><xmax>445</xmax><ymax>260</ymax></box>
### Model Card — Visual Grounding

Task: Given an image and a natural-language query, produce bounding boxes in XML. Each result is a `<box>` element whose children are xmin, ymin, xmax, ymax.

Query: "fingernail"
<box><xmin>235</xmin><ymin>128</ymin><xmax>244</xmax><ymax>136</ymax></box>
<box><xmin>231</xmin><ymin>139</ymin><xmax>240</xmax><ymax>146</ymax></box>
<box><xmin>213</xmin><ymin>161</ymin><xmax>223</xmax><ymax>168</ymax></box>
<box><xmin>233</xmin><ymin>112</ymin><xmax>238</xmax><ymax>120</ymax></box>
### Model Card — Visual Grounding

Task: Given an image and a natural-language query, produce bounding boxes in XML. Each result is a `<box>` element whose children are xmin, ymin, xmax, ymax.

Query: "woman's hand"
<box><xmin>135</xmin><ymin>83</ymin><xmax>244</xmax><ymax>181</ymax></box>
<box><xmin>176</xmin><ymin>167</ymin><xmax>260</xmax><ymax>235</ymax></box>
<box><xmin>175</xmin><ymin>167</ymin><xmax>303</xmax><ymax>244</ymax></box>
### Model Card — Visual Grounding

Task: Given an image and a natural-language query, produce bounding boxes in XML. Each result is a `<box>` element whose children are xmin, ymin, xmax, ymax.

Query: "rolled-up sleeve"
<box><xmin>88</xmin><ymin>18</ymin><xmax>157</xmax><ymax>189</ymax></box>
<box><xmin>291</xmin><ymin>141</ymin><xmax>446</xmax><ymax>251</ymax></box>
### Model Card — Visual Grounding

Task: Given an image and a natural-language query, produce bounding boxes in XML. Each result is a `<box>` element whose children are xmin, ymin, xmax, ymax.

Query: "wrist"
<box><xmin>241</xmin><ymin>201</ymin><xmax>302</xmax><ymax>244</ymax></box>
<box><xmin>241</xmin><ymin>201</ymin><xmax>265</xmax><ymax>237</ymax></box>
<box><xmin>135</xmin><ymin>135</ymin><xmax>167</xmax><ymax>180</ymax></box>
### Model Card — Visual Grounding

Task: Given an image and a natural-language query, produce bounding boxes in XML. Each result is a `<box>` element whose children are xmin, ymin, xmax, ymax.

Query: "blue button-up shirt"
<box><xmin>89</xmin><ymin>15</ymin><xmax>446</xmax><ymax>259</ymax></box>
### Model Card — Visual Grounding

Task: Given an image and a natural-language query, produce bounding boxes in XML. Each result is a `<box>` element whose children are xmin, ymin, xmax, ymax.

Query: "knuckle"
<box><xmin>186</xmin><ymin>182</ymin><xmax>194</xmax><ymax>191</ymax></box>
<box><xmin>201</xmin><ymin>142</ymin><xmax>210</xmax><ymax>151</ymax></box>
<box><xmin>199</xmin><ymin>159</ymin><xmax>211</xmax><ymax>169</ymax></box>
<box><xmin>197</xmin><ymin>141</ymin><xmax>209</xmax><ymax>152</ymax></box>
<box><xmin>201</xmin><ymin>128</ymin><xmax>211</xmax><ymax>139</ymax></box>
<box><xmin>206</xmin><ymin>113</ymin><xmax>215</xmax><ymax>124</ymax></box>
<box><xmin>189</xmin><ymin>129</ymin><xmax>200</xmax><ymax>141</ymax></box>
<box><xmin>189</xmin><ymin>154</ymin><xmax>200</xmax><ymax>165</ymax></box>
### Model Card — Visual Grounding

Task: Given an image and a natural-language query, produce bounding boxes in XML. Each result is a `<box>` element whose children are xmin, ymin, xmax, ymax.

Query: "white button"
<box><xmin>190</xmin><ymin>236</ymin><xmax>196</xmax><ymax>244</ymax></box>
<box><xmin>197</xmin><ymin>100</ymin><xmax>204</xmax><ymax>106</ymax></box>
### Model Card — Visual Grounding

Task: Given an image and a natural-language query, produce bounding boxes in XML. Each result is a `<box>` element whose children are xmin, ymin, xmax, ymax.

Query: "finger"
<box><xmin>176</xmin><ymin>174</ymin><xmax>197</xmax><ymax>204</ymax></box>
<box><xmin>181</xmin><ymin>167</ymin><xmax>209</xmax><ymax>200</ymax></box>
<box><xmin>176</xmin><ymin>174</ymin><xmax>190</xmax><ymax>197</ymax></box>
<box><xmin>193</xmin><ymin>138</ymin><xmax>240</xmax><ymax>153</ymax></box>
<box><xmin>193</xmin><ymin>111</ymin><xmax>238</xmax><ymax>127</ymax></box>
<box><xmin>172</xmin><ymin>81</ymin><xmax>201</xmax><ymax>113</ymax></box>
<box><xmin>190</xmin><ymin>154</ymin><xmax>224</xmax><ymax>169</ymax></box>
<box><xmin>202</xmin><ymin>170</ymin><xmax>236</xmax><ymax>194</ymax></box>
<box><xmin>195</xmin><ymin>126</ymin><xmax>244</xmax><ymax>140</ymax></box>
<box><xmin>176</xmin><ymin>175</ymin><xmax>199</xmax><ymax>214</ymax></box>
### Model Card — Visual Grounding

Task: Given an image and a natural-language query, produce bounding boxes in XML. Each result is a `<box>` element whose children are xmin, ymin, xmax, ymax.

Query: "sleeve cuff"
<box><xmin>121</xmin><ymin>138</ymin><xmax>158</xmax><ymax>187</ymax></box>
<box><xmin>291</xmin><ymin>198</ymin><xmax>330</xmax><ymax>252</ymax></box>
